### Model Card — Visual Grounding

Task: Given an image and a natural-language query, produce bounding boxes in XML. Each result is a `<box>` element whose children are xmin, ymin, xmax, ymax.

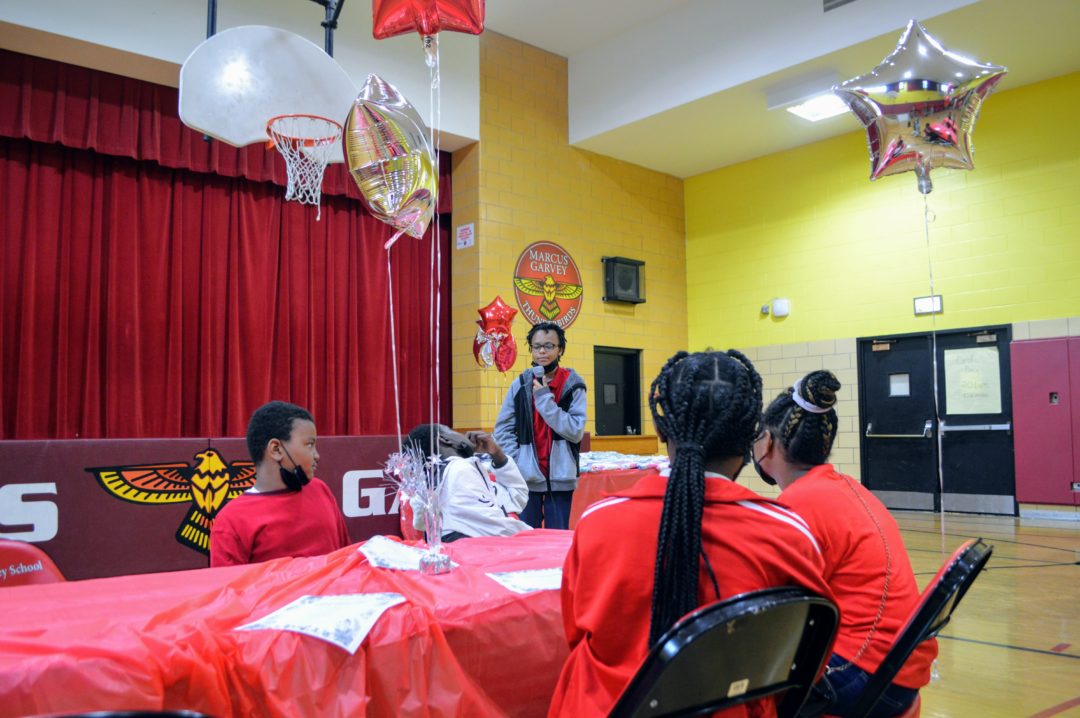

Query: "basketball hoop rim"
<box><xmin>266</xmin><ymin>114</ymin><xmax>344</xmax><ymax>148</ymax></box>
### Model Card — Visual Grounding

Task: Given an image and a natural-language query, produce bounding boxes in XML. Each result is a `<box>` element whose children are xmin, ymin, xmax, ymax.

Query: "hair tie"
<box><xmin>677</xmin><ymin>441</ymin><xmax>706</xmax><ymax>457</ymax></box>
<box><xmin>792</xmin><ymin>378</ymin><xmax>831</xmax><ymax>414</ymax></box>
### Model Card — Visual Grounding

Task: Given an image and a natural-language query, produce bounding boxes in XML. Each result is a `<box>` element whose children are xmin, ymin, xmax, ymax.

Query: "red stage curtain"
<box><xmin>0</xmin><ymin>49</ymin><xmax>452</xmax><ymax>210</ymax></box>
<box><xmin>0</xmin><ymin>51</ymin><xmax>451</xmax><ymax>439</ymax></box>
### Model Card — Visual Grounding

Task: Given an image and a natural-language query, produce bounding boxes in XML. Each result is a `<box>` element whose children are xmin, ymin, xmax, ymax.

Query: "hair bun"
<box><xmin>800</xmin><ymin>370</ymin><xmax>840</xmax><ymax>410</ymax></box>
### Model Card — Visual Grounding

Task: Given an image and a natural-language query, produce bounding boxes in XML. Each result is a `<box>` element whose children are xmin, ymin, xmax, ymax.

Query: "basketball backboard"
<box><xmin>179</xmin><ymin>25</ymin><xmax>356</xmax><ymax>163</ymax></box>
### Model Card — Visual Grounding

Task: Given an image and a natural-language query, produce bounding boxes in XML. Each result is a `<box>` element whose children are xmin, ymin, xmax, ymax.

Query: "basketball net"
<box><xmin>266</xmin><ymin>114</ymin><xmax>343</xmax><ymax>221</ymax></box>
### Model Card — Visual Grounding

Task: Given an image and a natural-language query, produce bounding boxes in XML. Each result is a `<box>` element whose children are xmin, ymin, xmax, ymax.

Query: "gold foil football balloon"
<box><xmin>833</xmin><ymin>20</ymin><xmax>1006</xmax><ymax>194</ymax></box>
<box><xmin>344</xmin><ymin>74</ymin><xmax>436</xmax><ymax>246</ymax></box>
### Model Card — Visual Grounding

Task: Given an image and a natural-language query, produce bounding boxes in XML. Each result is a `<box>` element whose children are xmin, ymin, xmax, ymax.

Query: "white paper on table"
<box><xmin>359</xmin><ymin>534</ymin><xmax>458</xmax><ymax>571</ymax></box>
<box><xmin>486</xmin><ymin>567</ymin><xmax>563</xmax><ymax>594</ymax></box>
<box><xmin>234</xmin><ymin>593</ymin><xmax>406</xmax><ymax>654</ymax></box>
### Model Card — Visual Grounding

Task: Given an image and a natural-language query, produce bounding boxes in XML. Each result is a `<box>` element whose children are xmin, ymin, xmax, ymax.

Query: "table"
<box><xmin>568</xmin><ymin>468</ymin><xmax>656</xmax><ymax>528</ymax></box>
<box><xmin>0</xmin><ymin>530</ymin><xmax>573</xmax><ymax>718</ymax></box>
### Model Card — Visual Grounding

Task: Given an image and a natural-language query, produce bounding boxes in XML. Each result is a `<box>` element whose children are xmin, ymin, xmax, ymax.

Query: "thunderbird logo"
<box><xmin>513</xmin><ymin>241</ymin><xmax>583</xmax><ymax>329</ymax></box>
<box><xmin>87</xmin><ymin>449</ymin><xmax>255</xmax><ymax>555</ymax></box>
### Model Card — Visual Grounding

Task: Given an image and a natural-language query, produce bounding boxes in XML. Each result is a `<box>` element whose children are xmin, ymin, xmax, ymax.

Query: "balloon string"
<box><xmin>384</xmin><ymin>228</ymin><xmax>407</xmax><ymax>251</ymax></box>
<box><xmin>924</xmin><ymin>193</ymin><xmax>946</xmax><ymax>552</ymax></box>
<box><xmin>425</xmin><ymin>33</ymin><xmax>442</xmax><ymax>429</ymax></box>
<box><xmin>387</xmin><ymin>251</ymin><xmax>402</xmax><ymax>447</ymax></box>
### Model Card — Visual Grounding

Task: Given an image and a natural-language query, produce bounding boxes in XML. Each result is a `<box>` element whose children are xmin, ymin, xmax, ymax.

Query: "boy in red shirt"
<box><xmin>752</xmin><ymin>370</ymin><xmax>935</xmax><ymax>717</ymax></box>
<box><xmin>210</xmin><ymin>401</ymin><xmax>350</xmax><ymax>567</ymax></box>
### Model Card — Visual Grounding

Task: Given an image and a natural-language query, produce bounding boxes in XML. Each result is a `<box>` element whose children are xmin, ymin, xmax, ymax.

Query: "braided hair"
<box><xmin>647</xmin><ymin>350</ymin><xmax>763</xmax><ymax>646</ymax></box>
<box><xmin>762</xmin><ymin>370</ymin><xmax>841</xmax><ymax>466</ymax></box>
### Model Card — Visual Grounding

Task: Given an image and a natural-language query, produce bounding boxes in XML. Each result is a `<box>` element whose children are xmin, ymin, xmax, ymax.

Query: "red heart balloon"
<box><xmin>372</xmin><ymin>0</ymin><xmax>485</xmax><ymax>40</ymax></box>
<box><xmin>493</xmin><ymin>338</ymin><xmax>518</xmax><ymax>373</ymax></box>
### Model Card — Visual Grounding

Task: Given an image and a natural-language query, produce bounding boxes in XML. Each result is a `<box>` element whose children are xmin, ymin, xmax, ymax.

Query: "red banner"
<box><xmin>0</xmin><ymin>437</ymin><xmax>404</xmax><ymax>580</ymax></box>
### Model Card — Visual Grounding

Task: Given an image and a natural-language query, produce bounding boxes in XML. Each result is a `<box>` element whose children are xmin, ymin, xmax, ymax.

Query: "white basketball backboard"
<box><xmin>179</xmin><ymin>25</ymin><xmax>357</xmax><ymax>163</ymax></box>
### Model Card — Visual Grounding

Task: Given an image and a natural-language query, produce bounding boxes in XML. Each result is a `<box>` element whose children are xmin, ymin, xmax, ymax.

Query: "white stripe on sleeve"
<box><xmin>736</xmin><ymin>500</ymin><xmax>822</xmax><ymax>555</ymax></box>
<box><xmin>580</xmin><ymin>496</ymin><xmax>630</xmax><ymax>522</ymax></box>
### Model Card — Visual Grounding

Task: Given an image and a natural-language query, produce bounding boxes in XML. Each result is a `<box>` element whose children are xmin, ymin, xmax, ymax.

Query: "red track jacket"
<box><xmin>549</xmin><ymin>471</ymin><xmax>834</xmax><ymax>717</ymax></box>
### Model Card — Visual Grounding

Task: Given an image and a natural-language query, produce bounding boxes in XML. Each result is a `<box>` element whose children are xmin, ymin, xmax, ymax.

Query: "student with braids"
<box><xmin>549</xmin><ymin>351</ymin><xmax>833</xmax><ymax>718</ymax></box>
<box><xmin>753</xmin><ymin>370</ymin><xmax>935</xmax><ymax>718</ymax></box>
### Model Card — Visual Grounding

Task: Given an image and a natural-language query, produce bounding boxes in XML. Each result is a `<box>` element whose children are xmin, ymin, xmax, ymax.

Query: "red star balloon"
<box><xmin>834</xmin><ymin>20</ymin><xmax>1006</xmax><ymax>194</ymax></box>
<box><xmin>373</xmin><ymin>0</ymin><xmax>485</xmax><ymax>40</ymax></box>
<box><xmin>477</xmin><ymin>295</ymin><xmax>518</xmax><ymax>329</ymax></box>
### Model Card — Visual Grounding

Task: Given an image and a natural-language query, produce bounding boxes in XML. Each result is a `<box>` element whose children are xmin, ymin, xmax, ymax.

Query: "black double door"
<box><xmin>858</xmin><ymin>325</ymin><xmax>1016</xmax><ymax>515</ymax></box>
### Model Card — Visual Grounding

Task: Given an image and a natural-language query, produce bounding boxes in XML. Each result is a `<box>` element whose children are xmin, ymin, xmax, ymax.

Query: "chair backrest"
<box><xmin>608</xmin><ymin>587</ymin><xmax>840</xmax><ymax>718</ymax></box>
<box><xmin>0</xmin><ymin>539</ymin><xmax>65</xmax><ymax>587</ymax></box>
<box><xmin>846</xmin><ymin>538</ymin><xmax>993</xmax><ymax>718</ymax></box>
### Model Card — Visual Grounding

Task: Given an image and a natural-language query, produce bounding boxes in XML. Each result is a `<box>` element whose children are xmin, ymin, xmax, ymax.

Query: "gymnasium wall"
<box><xmin>685</xmin><ymin>70</ymin><xmax>1080</xmax><ymax>350</ymax></box>
<box><xmin>685</xmin><ymin>71</ymin><xmax>1080</xmax><ymax>511</ymax></box>
<box><xmin>451</xmin><ymin>32</ymin><xmax>688</xmax><ymax>436</ymax></box>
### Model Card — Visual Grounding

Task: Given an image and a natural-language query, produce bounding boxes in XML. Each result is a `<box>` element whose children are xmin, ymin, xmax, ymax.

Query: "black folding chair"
<box><xmin>837</xmin><ymin>538</ymin><xmax>993</xmax><ymax>718</ymax></box>
<box><xmin>609</xmin><ymin>587</ymin><xmax>840</xmax><ymax>718</ymax></box>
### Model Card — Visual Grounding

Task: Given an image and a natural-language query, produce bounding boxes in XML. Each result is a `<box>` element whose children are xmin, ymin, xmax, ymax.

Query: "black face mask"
<box><xmin>533</xmin><ymin>357</ymin><xmax>560</xmax><ymax>374</ymax></box>
<box><xmin>453</xmin><ymin>439</ymin><xmax>475</xmax><ymax>459</ymax></box>
<box><xmin>753</xmin><ymin>456</ymin><xmax>778</xmax><ymax>487</ymax></box>
<box><xmin>278</xmin><ymin>445</ymin><xmax>311</xmax><ymax>491</ymax></box>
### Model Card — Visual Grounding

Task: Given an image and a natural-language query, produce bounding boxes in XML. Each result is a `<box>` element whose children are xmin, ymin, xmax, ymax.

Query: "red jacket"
<box><xmin>210</xmin><ymin>478</ymin><xmax>351</xmax><ymax>567</ymax></box>
<box><xmin>549</xmin><ymin>471</ymin><xmax>834</xmax><ymax>717</ymax></box>
<box><xmin>780</xmin><ymin>465</ymin><xmax>937</xmax><ymax>689</ymax></box>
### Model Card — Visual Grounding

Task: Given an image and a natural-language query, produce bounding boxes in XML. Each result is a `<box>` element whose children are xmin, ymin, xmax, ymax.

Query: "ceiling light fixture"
<box><xmin>766</xmin><ymin>71</ymin><xmax>849</xmax><ymax>122</ymax></box>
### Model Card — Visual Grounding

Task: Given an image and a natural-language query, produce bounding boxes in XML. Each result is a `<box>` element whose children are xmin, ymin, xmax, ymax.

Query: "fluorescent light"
<box><xmin>785</xmin><ymin>93</ymin><xmax>849</xmax><ymax>122</ymax></box>
<box><xmin>766</xmin><ymin>71</ymin><xmax>849</xmax><ymax>122</ymax></box>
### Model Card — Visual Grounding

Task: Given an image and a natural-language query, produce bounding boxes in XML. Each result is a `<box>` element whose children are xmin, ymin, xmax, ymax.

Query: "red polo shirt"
<box><xmin>533</xmin><ymin>366</ymin><xmax>569</xmax><ymax>480</ymax></box>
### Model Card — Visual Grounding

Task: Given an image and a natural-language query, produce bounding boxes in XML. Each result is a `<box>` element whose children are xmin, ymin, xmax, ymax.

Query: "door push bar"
<box><xmin>939</xmin><ymin>422</ymin><xmax>1011</xmax><ymax>433</ymax></box>
<box><xmin>865</xmin><ymin>420</ymin><xmax>933</xmax><ymax>439</ymax></box>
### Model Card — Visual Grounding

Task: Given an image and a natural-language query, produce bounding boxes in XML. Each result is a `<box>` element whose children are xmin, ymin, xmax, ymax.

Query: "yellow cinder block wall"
<box><xmin>451</xmin><ymin>32</ymin><xmax>687</xmax><ymax>436</ymax></box>
<box><xmin>686</xmin><ymin>70</ymin><xmax>1080</xmax><ymax>350</ymax></box>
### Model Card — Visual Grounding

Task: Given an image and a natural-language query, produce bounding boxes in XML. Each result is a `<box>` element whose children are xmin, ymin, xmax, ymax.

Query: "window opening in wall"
<box><xmin>889</xmin><ymin>373</ymin><xmax>911</xmax><ymax>397</ymax></box>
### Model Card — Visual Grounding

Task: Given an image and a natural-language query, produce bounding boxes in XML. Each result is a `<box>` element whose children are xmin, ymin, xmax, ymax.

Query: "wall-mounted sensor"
<box><xmin>772</xmin><ymin>298</ymin><xmax>790</xmax><ymax>318</ymax></box>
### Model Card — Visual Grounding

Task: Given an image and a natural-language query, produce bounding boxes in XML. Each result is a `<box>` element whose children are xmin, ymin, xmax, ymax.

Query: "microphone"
<box><xmin>531</xmin><ymin>365</ymin><xmax>546</xmax><ymax>379</ymax></box>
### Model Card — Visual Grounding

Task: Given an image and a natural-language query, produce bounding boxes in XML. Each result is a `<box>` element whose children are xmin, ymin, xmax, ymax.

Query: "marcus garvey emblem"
<box><xmin>513</xmin><ymin>241</ymin><xmax>583</xmax><ymax>329</ymax></box>
<box><xmin>87</xmin><ymin>449</ymin><xmax>255</xmax><ymax>555</ymax></box>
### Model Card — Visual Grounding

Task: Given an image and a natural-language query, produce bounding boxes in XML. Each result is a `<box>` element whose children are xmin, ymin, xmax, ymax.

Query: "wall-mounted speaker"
<box><xmin>602</xmin><ymin>256</ymin><xmax>645</xmax><ymax>304</ymax></box>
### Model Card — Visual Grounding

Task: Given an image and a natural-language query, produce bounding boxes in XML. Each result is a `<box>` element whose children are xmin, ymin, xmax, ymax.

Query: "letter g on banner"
<box><xmin>343</xmin><ymin>470</ymin><xmax>401</xmax><ymax>518</ymax></box>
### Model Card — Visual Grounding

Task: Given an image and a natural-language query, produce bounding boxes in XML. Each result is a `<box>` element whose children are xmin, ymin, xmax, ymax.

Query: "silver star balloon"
<box><xmin>834</xmin><ymin>20</ymin><xmax>1006</xmax><ymax>194</ymax></box>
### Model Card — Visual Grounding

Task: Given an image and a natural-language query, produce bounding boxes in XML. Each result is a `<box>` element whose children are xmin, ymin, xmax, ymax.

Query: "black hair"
<box><xmin>762</xmin><ymin>370</ymin><xmax>841</xmax><ymax>466</ymax></box>
<box><xmin>647</xmin><ymin>350</ymin><xmax>763</xmax><ymax>646</ymax></box>
<box><xmin>526</xmin><ymin>322</ymin><xmax>566</xmax><ymax>349</ymax></box>
<box><xmin>246</xmin><ymin>401</ymin><xmax>314</xmax><ymax>464</ymax></box>
<box><xmin>403</xmin><ymin>424</ymin><xmax>439</xmax><ymax>455</ymax></box>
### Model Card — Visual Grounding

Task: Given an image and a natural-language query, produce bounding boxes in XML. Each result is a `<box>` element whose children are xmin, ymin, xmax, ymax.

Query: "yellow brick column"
<box><xmin>451</xmin><ymin>32</ymin><xmax>689</xmax><ymax>435</ymax></box>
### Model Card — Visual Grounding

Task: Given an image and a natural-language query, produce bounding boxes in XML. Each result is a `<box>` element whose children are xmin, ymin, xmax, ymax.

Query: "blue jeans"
<box><xmin>519</xmin><ymin>490</ymin><xmax>573</xmax><ymax>529</ymax></box>
<box><xmin>809</xmin><ymin>654</ymin><xmax>919</xmax><ymax>718</ymax></box>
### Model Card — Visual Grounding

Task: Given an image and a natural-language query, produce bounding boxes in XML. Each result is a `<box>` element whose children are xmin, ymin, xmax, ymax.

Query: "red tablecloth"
<box><xmin>568</xmin><ymin>468</ymin><xmax>656</xmax><ymax>528</ymax></box>
<box><xmin>0</xmin><ymin>530</ymin><xmax>573</xmax><ymax>718</ymax></box>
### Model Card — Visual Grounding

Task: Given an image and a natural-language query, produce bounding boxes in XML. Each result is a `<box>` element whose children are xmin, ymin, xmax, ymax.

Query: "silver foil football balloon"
<box><xmin>834</xmin><ymin>20</ymin><xmax>1006</xmax><ymax>194</ymax></box>
<box><xmin>344</xmin><ymin>74</ymin><xmax>436</xmax><ymax>246</ymax></box>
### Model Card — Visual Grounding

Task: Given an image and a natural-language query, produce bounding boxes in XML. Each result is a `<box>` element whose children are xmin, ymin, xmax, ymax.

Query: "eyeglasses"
<box><xmin>530</xmin><ymin>343</ymin><xmax>557</xmax><ymax>352</ymax></box>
